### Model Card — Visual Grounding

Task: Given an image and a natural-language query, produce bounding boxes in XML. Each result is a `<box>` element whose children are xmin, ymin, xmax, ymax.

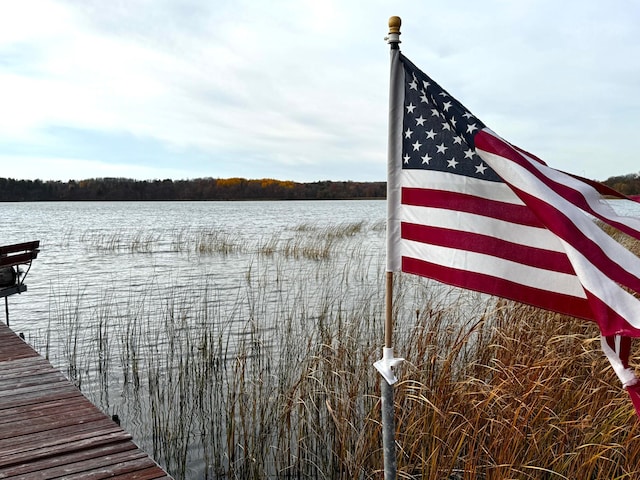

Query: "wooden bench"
<box><xmin>0</xmin><ymin>241</ymin><xmax>40</xmax><ymax>326</ymax></box>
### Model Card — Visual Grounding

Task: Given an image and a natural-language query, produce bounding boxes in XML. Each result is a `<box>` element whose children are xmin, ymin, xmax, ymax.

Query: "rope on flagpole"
<box><xmin>373</xmin><ymin>15</ymin><xmax>404</xmax><ymax>480</ymax></box>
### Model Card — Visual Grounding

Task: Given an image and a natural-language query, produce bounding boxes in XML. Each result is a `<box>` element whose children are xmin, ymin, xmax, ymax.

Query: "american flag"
<box><xmin>389</xmin><ymin>52</ymin><xmax>640</xmax><ymax>414</ymax></box>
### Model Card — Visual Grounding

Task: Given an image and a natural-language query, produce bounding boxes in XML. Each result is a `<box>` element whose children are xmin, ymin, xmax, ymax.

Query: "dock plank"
<box><xmin>58</xmin><ymin>457</ymin><xmax>166</xmax><ymax>480</ymax></box>
<box><xmin>2</xmin><ymin>448</ymin><xmax>150</xmax><ymax>480</ymax></box>
<box><xmin>0</xmin><ymin>322</ymin><xmax>173</xmax><ymax>479</ymax></box>
<box><xmin>0</xmin><ymin>409</ymin><xmax>109</xmax><ymax>441</ymax></box>
<box><xmin>0</xmin><ymin>442</ymin><xmax>138</xmax><ymax>478</ymax></box>
<box><xmin>0</xmin><ymin>371</ymin><xmax>68</xmax><ymax>393</ymax></box>
<box><xmin>0</xmin><ymin>384</ymin><xmax>82</xmax><ymax>410</ymax></box>
<box><xmin>0</xmin><ymin>430</ymin><xmax>133</xmax><ymax>470</ymax></box>
<box><xmin>0</xmin><ymin>395</ymin><xmax>88</xmax><ymax>424</ymax></box>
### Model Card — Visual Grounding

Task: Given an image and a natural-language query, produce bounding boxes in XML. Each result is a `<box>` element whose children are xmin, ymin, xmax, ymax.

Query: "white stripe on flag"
<box><xmin>402</xmin><ymin>239</ymin><xmax>586</xmax><ymax>297</ymax></box>
<box><xmin>400</xmin><ymin>169</ymin><xmax>525</xmax><ymax>205</ymax></box>
<box><xmin>401</xmin><ymin>204</ymin><xmax>564</xmax><ymax>252</ymax></box>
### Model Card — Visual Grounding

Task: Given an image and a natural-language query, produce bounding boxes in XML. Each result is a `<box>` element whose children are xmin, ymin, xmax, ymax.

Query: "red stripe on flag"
<box><xmin>402</xmin><ymin>256</ymin><xmax>594</xmax><ymax>320</ymax></box>
<box><xmin>402</xmin><ymin>187</ymin><xmax>542</xmax><ymax>227</ymax></box>
<box><xmin>401</xmin><ymin>222</ymin><xmax>575</xmax><ymax>274</ymax></box>
<box><xmin>626</xmin><ymin>384</ymin><xmax>640</xmax><ymax>420</ymax></box>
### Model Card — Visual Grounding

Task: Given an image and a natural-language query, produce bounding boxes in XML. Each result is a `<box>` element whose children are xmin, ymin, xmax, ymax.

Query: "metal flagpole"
<box><xmin>373</xmin><ymin>16</ymin><xmax>404</xmax><ymax>480</ymax></box>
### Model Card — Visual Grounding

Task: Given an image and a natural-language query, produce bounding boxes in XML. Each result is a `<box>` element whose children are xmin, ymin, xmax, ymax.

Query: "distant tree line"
<box><xmin>1</xmin><ymin>172</ymin><xmax>637</xmax><ymax>202</ymax></box>
<box><xmin>602</xmin><ymin>172</ymin><xmax>640</xmax><ymax>196</ymax></box>
<box><xmin>0</xmin><ymin>177</ymin><xmax>386</xmax><ymax>202</ymax></box>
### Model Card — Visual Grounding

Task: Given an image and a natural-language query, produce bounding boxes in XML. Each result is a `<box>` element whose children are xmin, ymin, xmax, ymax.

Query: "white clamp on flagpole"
<box><xmin>374</xmin><ymin>346</ymin><xmax>405</xmax><ymax>385</ymax></box>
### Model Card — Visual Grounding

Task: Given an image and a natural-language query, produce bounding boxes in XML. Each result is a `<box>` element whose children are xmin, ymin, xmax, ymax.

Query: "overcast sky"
<box><xmin>1</xmin><ymin>0</ymin><xmax>638</xmax><ymax>183</ymax></box>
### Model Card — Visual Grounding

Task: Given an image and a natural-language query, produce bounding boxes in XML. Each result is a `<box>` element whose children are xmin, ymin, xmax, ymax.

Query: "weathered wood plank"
<box><xmin>0</xmin><ymin>409</ymin><xmax>109</xmax><ymax>440</ymax></box>
<box><xmin>0</xmin><ymin>441</ymin><xmax>137</xmax><ymax>478</ymax></box>
<box><xmin>0</xmin><ymin>370</ymin><xmax>67</xmax><ymax>392</ymax></box>
<box><xmin>0</xmin><ymin>417</ymin><xmax>123</xmax><ymax>453</ymax></box>
<box><xmin>0</xmin><ymin>342</ymin><xmax>38</xmax><ymax>362</ymax></box>
<box><xmin>0</xmin><ymin>430</ymin><xmax>134</xmax><ymax>470</ymax></box>
<box><xmin>62</xmin><ymin>460</ymin><xmax>169</xmax><ymax>480</ymax></box>
<box><xmin>99</xmin><ymin>466</ymin><xmax>173</xmax><ymax>480</ymax></box>
<box><xmin>0</xmin><ymin>378</ymin><xmax>73</xmax><ymax>401</ymax></box>
<box><xmin>1</xmin><ymin>448</ymin><xmax>149</xmax><ymax>480</ymax></box>
<box><xmin>0</xmin><ymin>395</ymin><xmax>88</xmax><ymax>424</ymax></box>
<box><xmin>0</xmin><ymin>360</ymin><xmax>57</xmax><ymax>378</ymax></box>
<box><xmin>0</xmin><ymin>385</ymin><xmax>82</xmax><ymax>410</ymax></box>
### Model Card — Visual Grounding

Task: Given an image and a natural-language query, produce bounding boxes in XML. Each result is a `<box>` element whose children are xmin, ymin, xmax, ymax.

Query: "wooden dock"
<box><xmin>0</xmin><ymin>321</ymin><xmax>173</xmax><ymax>479</ymax></box>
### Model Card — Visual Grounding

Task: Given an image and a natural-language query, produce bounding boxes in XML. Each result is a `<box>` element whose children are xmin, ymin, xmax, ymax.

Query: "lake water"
<box><xmin>2</xmin><ymin>200</ymin><xmax>386</xmax><ymax>326</ymax></box>
<box><xmin>1</xmin><ymin>198</ymin><xmax>639</xmax><ymax>479</ymax></box>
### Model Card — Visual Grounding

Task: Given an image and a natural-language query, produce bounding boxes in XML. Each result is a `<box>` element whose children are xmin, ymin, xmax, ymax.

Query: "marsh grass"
<box><xmin>80</xmin><ymin>229</ymin><xmax>160</xmax><ymax>253</ymax></box>
<box><xmin>33</xmin><ymin>222</ymin><xmax>640</xmax><ymax>479</ymax></box>
<box><xmin>80</xmin><ymin>222</ymin><xmax>367</xmax><ymax>261</ymax></box>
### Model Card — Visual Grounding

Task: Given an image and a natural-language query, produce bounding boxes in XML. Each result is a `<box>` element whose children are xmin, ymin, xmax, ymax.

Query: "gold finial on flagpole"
<box><xmin>386</xmin><ymin>16</ymin><xmax>401</xmax><ymax>47</ymax></box>
<box><xmin>388</xmin><ymin>16</ymin><xmax>401</xmax><ymax>34</ymax></box>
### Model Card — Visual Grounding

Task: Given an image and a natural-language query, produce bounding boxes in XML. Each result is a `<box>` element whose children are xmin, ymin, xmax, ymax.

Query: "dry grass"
<box><xmin>392</xmin><ymin>302</ymin><xmax>640</xmax><ymax>479</ymax></box>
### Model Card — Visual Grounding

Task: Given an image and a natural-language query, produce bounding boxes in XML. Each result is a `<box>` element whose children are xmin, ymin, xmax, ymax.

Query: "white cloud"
<box><xmin>0</xmin><ymin>0</ymin><xmax>639</xmax><ymax>182</ymax></box>
<box><xmin>0</xmin><ymin>154</ymin><xmax>189</xmax><ymax>181</ymax></box>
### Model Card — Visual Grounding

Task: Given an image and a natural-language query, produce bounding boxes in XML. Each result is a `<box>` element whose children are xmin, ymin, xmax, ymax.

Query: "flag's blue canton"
<box><xmin>401</xmin><ymin>55</ymin><xmax>501</xmax><ymax>182</ymax></box>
